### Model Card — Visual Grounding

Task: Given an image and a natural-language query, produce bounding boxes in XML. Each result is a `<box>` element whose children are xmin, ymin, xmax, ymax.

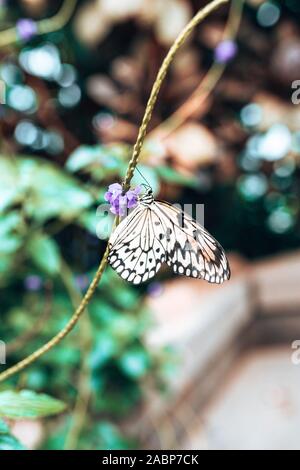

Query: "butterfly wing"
<box><xmin>152</xmin><ymin>200</ymin><xmax>230</xmax><ymax>284</ymax></box>
<box><xmin>108</xmin><ymin>203</ymin><xmax>167</xmax><ymax>284</ymax></box>
<box><xmin>108</xmin><ymin>198</ymin><xmax>230</xmax><ymax>285</ymax></box>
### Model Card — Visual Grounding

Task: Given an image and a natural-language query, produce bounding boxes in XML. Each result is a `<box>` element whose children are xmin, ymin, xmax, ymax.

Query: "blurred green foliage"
<box><xmin>1</xmin><ymin>0</ymin><xmax>300</xmax><ymax>451</ymax></box>
<box><xmin>0</xmin><ymin>390</ymin><xmax>66</xmax><ymax>419</ymax></box>
<box><xmin>0</xmin><ymin>419</ymin><xmax>25</xmax><ymax>450</ymax></box>
<box><xmin>0</xmin><ymin>150</ymin><xmax>174</xmax><ymax>449</ymax></box>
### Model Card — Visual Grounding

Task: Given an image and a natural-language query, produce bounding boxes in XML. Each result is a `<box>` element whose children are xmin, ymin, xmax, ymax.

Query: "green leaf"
<box><xmin>0</xmin><ymin>419</ymin><xmax>9</xmax><ymax>434</ymax></box>
<box><xmin>78</xmin><ymin>210</ymin><xmax>100</xmax><ymax>234</ymax></box>
<box><xmin>94</xmin><ymin>422</ymin><xmax>129</xmax><ymax>450</ymax></box>
<box><xmin>14</xmin><ymin>156</ymin><xmax>93</xmax><ymax>222</ymax></box>
<box><xmin>0</xmin><ymin>418</ymin><xmax>26</xmax><ymax>450</ymax></box>
<box><xmin>155</xmin><ymin>165</ymin><xmax>198</xmax><ymax>188</ymax></box>
<box><xmin>0</xmin><ymin>212</ymin><xmax>21</xmax><ymax>236</ymax></box>
<box><xmin>0</xmin><ymin>390</ymin><xmax>67</xmax><ymax>419</ymax></box>
<box><xmin>0</xmin><ymin>235</ymin><xmax>22</xmax><ymax>254</ymax></box>
<box><xmin>79</xmin><ymin>209</ymin><xmax>113</xmax><ymax>238</ymax></box>
<box><xmin>0</xmin><ymin>157</ymin><xmax>20</xmax><ymax>211</ymax></box>
<box><xmin>66</xmin><ymin>144</ymin><xmax>126</xmax><ymax>177</ymax></box>
<box><xmin>66</xmin><ymin>145</ymin><xmax>103</xmax><ymax>172</ymax></box>
<box><xmin>0</xmin><ymin>255</ymin><xmax>13</xmax><ymax>277</ymax></box>
<box><xmin>90</xmin><ymin>335</ymin><xmax>117</xmax><ymax>368</ymax></box>
<box><xmin>0</xmin><ymin>212</ymin><xmax>22</xmax><ymax>255</ymax></box>
<box><xmin>0</xmin><ymin>433</ymin><xmax>26</xmax><ymax>450</ymax></box>
<box><xmin>27</xmin><ymin>234</ymin><xmax>61</xmax><ymax>275</ymax></box>
<box><xmin>119</xmin><ymin>348</ymin><xmax>150</xmax><ymax>378</ymax></box>
<box><xmin>110</xmin><ymin>315</ymin><xmax>138</xmax><ymax>340</ymax></box>
<box><xmin>111</xmin><ymin>285</ymin><xmax>139</xmax><ymax>310</ymax></box>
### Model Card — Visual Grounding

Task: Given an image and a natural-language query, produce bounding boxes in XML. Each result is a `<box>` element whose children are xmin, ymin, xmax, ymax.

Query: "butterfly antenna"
<box><xmin>135</xmin><ymin>167</ymin><xmax>152</xmax><ymax>189</ymax></box>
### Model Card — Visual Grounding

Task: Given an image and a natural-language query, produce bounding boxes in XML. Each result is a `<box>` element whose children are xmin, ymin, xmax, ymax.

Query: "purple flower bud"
<box><xmin>214</xmin><ymin>39</ymin><xmax>237</xmax><ymax>64</ymax></box>
<box><xmin>108</xmin><ymin>183</ymin><xmax>123</xmax><ymax>193</ymax></box>
<box><xmin>126</xmin><ymin>186</ymin><xmax>141</xmax><ymax>208</ymax></box>
<box><xmin>75</xmin><ymin>274</ymin><xmax>89</xmax><ymax>291</ymax></box>
<box><xmin>110</xmin><ymin>202</ymin><xmax>119</xmax><ymax>215</ymax></box>
<box><xmin>105</xmin><ymin>183</ymin><xmax>141</xmax><ymax>216</ymax></box>
<box><xmin>16</xmin><ymin>18</ymin><xmax>37</xmax><ymax>42</ymax></box>
<box><xmin>147</xmin><ymin>281</ymin><xmax>164</xmax><ymax>297</ymax></box>
<box><xmin>24</xmin><ymin>275</ymin><xmax>43</xmax><ymax>291</ymax></box>
<box><xmin>104</xmin><ymin>183</ymin><xmax>122</xmax><ymax>204</ymax></box>
<box><xmin>127</xmin><ymin>197</ymin><xmax>138</xmax><ymax>209</ymax></box>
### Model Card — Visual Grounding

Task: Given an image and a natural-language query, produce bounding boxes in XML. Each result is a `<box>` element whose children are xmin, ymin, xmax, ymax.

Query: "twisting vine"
<box><xmin>123</xmin><ymin>0</ymin><xmax>230</xmax><ymax>190</ymax></box>
<box><xmin>147</xmin><ymin>0</ymin><xmax>243</xmax><ymax>142</ymax></box>
<box><xmin>0</xmin><ymin>0</ymin><xmax>230</xmax><ymax>384</ymax></box>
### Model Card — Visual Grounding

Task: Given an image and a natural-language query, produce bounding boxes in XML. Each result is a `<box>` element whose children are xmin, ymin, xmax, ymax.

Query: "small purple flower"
<box><xmin>214</xmin><ymin>39</ymin><xmax>237</xmax><ymax>64</ymax></box>
<box><xmin>105</xmin><ymin>183</ymin><xmax>141</xmax><ymax>216</ymax></box>
<box><xmin>24</xmin><ymin>275</ymin><xmax>43</xmax><ymax>291</ymax></box>
<box><xmin>16</xmin><ymin>18</ymin><xmax>37</xmax><ymax>42</ymax></box>
<box><xmin>126</xmin><ymin>187</ymin><xmax>141</xmax><ymax>208</ymax></box>
<box><xmin>104</xmin><ymin>183</ymin><xmax>122</xmax><ymax>204</ymax></box>
<box><xmin>75</xmin><ymin>274</ymin><xmax>90</xmax><ymax>292</ymax></box>
<box><xmin>147</xmin><ymin>281</ymin><xmax>164</xmax><ymax>298</ymax></box>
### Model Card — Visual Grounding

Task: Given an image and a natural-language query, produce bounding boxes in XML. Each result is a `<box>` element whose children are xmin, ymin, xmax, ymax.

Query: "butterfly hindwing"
<box><xmin>152</xmin><ymin>201</ymin><xmax>230</xmax><ymax>284</ymax></box>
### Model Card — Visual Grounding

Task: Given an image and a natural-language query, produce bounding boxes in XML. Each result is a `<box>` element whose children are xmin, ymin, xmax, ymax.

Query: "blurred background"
<box><xmin>1</xmin><ymin>0</ymin><xmax>300</xmax><ymax>450</ymax></box>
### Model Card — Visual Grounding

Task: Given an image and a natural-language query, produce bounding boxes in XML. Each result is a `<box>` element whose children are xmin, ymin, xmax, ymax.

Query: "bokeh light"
<box><xmin>267</xmin><ymin>207</ymin><xmax>295</xmax><ymax>234</ymax></box>
<box><xmin>240</xmin><ymin>103</ymin><xmax>263</xmax><ymax>129</ymax></box>
<box><xmin>257</xmin><ymin>2</ymin><xmax>281</xmax><ymax>27</ymax></box>
<box><xmin>7</xmin><ymin>85</ymin><xmax>37</xmax><ymax>113</ymax></box>
<box><xmin>19</xmin><ymin>43</ymin><xmax>61</xmax><ymax>80</ymax></box>
<box><xmin>0</xmin><ymin>63</ymin><xmax>23</xmax><ymax>85</ymax></box>
<box><xmin>58</xmin><ymin>84</ymin><xmax>81</xmax><ymax>108</ymax></box>
<box><xmin>238</xmin><ymin>174</ymin><xmax>268</xmax><ymax>201</ymax></box>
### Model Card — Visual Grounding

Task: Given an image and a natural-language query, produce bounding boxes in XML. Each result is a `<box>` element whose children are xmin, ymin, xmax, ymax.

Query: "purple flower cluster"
<box><xmin>104</xmin><ymin>183</ymin><xmax>141</xmax><ymax>216</ymax></box>
<box><xmin>24</xmin><ymin>275</ymin><xmax>43</xmax><ymax>291</ymax></box>
<box><xmin>16</xmin><ymin>18</ymin><xmax>37</xmax><ymax>42</ymax></box>
<box><xmin>214</xmin><ymin>39</ymin><xmax>237</xmax><ymax>64</ymax></box>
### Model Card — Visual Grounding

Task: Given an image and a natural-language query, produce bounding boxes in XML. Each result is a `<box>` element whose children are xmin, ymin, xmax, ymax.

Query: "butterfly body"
<box><xmin>108</xmin><ymin>189</ymin><xmax>230</xmax><ymax>285</ymax></box>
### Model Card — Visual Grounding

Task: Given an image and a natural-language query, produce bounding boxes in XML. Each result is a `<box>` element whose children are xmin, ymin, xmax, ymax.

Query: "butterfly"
<box><xmin>108</xmin><ymin>188</ymin><xmax>231</xmax><ymax>285</ymax></box>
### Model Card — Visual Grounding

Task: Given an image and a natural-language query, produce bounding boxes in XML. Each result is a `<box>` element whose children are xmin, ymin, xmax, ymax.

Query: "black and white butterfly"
<box><xmin>108</xmin><ymin>188</ymin><xmax>230</xmax><ymax>285</ymax></box>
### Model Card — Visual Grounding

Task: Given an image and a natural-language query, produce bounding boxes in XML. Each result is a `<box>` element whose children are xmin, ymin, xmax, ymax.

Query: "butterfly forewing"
<box><xmin>108</xmin><ymin>204</ymin><xmax>167</xmax><ymax>284</ymax></box>
<box><xmin>108</xmin><ymin>192</ymin><xmax>230</xmax><ymax>285</ymax></box>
